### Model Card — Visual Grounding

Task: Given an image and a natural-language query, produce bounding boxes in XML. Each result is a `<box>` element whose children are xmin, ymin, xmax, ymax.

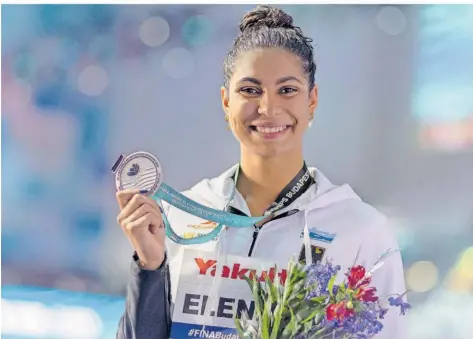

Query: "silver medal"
<box><xmin>113</xmin><ymin>151</ymin><xmax>163</xmax><ymax>195</ymax></box>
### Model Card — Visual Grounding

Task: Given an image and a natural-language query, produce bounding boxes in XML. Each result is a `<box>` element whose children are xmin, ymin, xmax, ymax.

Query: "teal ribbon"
<box><xmin>153</xmin><ymin>182</ymin><xmax>265</xmax><ymax>245</ymax></box>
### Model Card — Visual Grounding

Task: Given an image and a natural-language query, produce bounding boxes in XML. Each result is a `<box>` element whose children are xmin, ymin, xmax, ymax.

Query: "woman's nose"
<box><xmin>257</xmin><ymin>92</ymin><xmax>281</xmax><ymax>117</ymax></box>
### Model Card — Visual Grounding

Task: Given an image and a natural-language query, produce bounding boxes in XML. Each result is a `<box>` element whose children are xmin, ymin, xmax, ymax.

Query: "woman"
<box><xmin>115</xmin><ymin>5</ymin><xmax>406</xmax><ymax>339</ymax></box>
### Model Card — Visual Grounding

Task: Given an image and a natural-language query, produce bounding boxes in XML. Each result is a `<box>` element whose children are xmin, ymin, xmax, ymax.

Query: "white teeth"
<box><xmin>255</xmin><ymin>126</ymin><xmax>287</xmax><ymax>134</ymax></box>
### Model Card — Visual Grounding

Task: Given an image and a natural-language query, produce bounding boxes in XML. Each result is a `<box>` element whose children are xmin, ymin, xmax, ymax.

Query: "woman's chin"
<box><xmin>247</xmin><ymin>144</ymin><xmax>294</xmax><ymax>159</ymax></box>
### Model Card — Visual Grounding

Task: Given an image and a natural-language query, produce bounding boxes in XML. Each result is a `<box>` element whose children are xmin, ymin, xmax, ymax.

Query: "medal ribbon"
<box><xmin>154</xmin><ymin>163</ymin><xmax>314</xmax><ymax>245</ymax></box>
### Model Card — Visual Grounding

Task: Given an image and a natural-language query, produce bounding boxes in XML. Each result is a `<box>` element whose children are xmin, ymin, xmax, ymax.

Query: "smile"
<box><xmin>249</xmin><ymin>125</ymin><xmax>292</xmax><ymax>138</ymax></box>
<box><xmin>254</xmin><ymin>125</ymin><xmax>287</xmax><ymax>133</ymax></box>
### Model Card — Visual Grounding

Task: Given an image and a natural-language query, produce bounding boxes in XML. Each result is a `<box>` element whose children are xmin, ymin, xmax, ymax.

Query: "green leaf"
<box><xmin>234</xmin><ymin>316</ymin><xmax>246</xmax><ymax>338</ymax></box>
<box><xmin>251</xmin><ymin>277</ymin><xmax>264</xmax><ymax>320</ymax></box>
<box><xmin>281</xmin><ymin>307</ymin><xmax>298</xmax><ymax>337</ymax></box>
<box><xmin>310</xmin><ymin>295</ymin><xmax>328</xmax><ymax>304</ymax></box>
<box><xmin>235</xmin><ymin>310</ymin><xmax>254</xmax><ymax>339</ymax></box>
<box><xmin>264</xmin><ymin>270</ymin><xmax>277</xmax><ymax>304</ymax></box>
<box><xmin>242</xmin><ymin>275</ymin><xmax>256</xmax><ymax>293</ymax></box>
<box><xmin>261</xmin><ymin>299</ymin><xmax>270</xmax><ymax>339</ymax></box>
<box><xmin>300</xmin><ymin>307</ymin><xmax>326</xmax><ymax>325</ymax></box>
<box><xmin>303</xmin><ymin>320</ymin><xmax>313</xmax><ymax>334</ymax></box>
<box><xmin>354</xmin><ymin>301</ymin><xmax>364</xmax><ymax>312</ymax></box>
<box><xmin>270</xmin><ymin>304</ymin><xmax>282</xmax><ymax>339</ymax></box>
<box><xmin>328</xmin><ymin>275</ymin><xmax>337</xmax><ymax>297</ymax></box>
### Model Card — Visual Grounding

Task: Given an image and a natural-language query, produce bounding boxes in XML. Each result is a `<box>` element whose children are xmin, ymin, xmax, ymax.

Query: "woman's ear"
<box><xmin>309</xmin><ymin>84</ymin><xmax>318</xmax><ymax>113</ymax></box>
<box><xmin>221</xmin><ymin>86</ymin><xmax>230</xmax><ymax>115</ymax></box>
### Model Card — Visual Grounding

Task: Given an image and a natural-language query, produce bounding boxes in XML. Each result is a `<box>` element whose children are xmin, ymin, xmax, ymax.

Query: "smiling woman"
<box><xmin>115</xmin><ymin>5</ymin><xmax>407</xmax><ymax>339</ymax></box>
<box><xmin>221</xmin><ymin>8</ymin><xmax>317</xmax><ymax>166</ymax></box>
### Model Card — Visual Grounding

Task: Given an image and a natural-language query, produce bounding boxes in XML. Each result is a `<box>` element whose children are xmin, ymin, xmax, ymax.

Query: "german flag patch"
<box><xmin>298</xmin><ymin>245</ymin><xmax>326</xmax><ymax>265</ymax></box>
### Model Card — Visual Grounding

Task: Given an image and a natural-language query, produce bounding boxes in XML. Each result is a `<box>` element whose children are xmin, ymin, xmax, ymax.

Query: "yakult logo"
<box><xmin>194</xmin><ymin>258</ymin><xmax>287</xmax><ymax>285</ymax></box>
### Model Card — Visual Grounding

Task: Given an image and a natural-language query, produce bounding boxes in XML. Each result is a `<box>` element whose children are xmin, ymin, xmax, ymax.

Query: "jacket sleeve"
<box><xmin>355</xmin><ymin>215</ymin><xmax>408</xmax><ymax>339</ymax></box>
<box><xmin>117</xmin><ymin>253</ymin><xmax>172</xmax><ymax>339</ymax></box>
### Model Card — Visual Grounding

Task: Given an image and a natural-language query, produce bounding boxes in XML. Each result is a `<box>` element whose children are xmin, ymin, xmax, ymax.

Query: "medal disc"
<box><xmin>114</xmin><ymin>151</ymin><xmax>163</xmax><ymax>195</ymax></box>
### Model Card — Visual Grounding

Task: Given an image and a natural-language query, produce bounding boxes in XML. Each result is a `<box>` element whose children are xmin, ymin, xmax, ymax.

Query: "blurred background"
<box><xmin>1</xmin><ymin>4</ymin><xmax>473</xmax><ymax>339</ymax></box>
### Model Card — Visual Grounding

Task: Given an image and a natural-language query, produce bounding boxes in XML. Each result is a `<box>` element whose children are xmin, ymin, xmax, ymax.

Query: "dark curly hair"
<box><xmin>223</xmin><ymin>5</ymin><xmax>316</xmax><ymax>91</ymax></box>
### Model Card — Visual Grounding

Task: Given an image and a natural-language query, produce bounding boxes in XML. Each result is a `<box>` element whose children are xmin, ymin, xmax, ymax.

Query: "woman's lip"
<box><xmin>250</xmin><ymin>123</ymin><xmax>291</xmax><ymax>127</ymax></box>
<box><xmin>249</xmin><ymin>125</ymin><xmax>291</xmax><ymax>138</ymax></box>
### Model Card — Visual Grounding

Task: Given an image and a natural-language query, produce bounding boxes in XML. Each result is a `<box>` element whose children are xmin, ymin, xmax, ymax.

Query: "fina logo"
<box><xmin>127</xmin><ymin>163</ymin><xmax>140</xmax><ymax>176</ymax></box>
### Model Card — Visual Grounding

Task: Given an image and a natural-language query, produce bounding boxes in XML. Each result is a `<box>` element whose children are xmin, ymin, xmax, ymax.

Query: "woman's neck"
<box><xmin>236</xmin><ymin>150</ymin><xmax>305</xmax><ymax>216</ymax></box>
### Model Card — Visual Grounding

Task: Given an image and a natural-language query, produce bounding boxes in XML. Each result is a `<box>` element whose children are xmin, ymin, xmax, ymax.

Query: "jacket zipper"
<box><xmin>226</xmin><ymin>206</ymin><xmax>262</xmax><ymax>257</ymax></box>
<box><xmin>248</xmin><ymin>226</ymin><xmax>261</xmax><ymax>257</ymax></box>
<box><xmin>247</xmin><ymin>209</ymin><xmax>299</xmax><ymax>257</ymax></box>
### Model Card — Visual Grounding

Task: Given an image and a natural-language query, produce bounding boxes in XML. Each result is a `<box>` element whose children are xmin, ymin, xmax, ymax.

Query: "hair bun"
<box><xmin>239</xmin><ymin>5</ymin><xmax>294</xmax><ymax>33</ymax></box>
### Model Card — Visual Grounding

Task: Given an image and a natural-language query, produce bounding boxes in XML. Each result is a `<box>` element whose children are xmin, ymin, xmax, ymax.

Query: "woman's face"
<box><xmin>221</xmin><ymin>47</ymin><xmax>318</xmax><ymax>158</ymax></box>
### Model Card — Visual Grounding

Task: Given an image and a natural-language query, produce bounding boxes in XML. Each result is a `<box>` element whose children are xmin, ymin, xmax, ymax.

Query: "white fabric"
<box><xmin>163</xmin><ymin>164</ymin><xmax>407</xmax><ymax>338</ymax></box>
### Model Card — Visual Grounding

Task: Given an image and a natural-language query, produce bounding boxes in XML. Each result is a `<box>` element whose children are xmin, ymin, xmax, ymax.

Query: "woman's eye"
<box><xmin>240</xmin><ymin>87</ymin><xmax>260</xmax><ymax>95</ymax></box>
<box><xmin>280</xmin><ymin>87</ymin><xmax>298</xmax><ymax>94</ymax></box>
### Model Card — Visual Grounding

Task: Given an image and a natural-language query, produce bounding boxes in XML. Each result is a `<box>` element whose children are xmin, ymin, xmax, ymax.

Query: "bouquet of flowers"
<box><xmin>234</xmin><ymin>249</ymin><xmax>410</xmax><ymax>339</ymax></box>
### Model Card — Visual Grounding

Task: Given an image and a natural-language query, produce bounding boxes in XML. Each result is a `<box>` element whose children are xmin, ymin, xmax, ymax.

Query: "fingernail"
<box><xmin>158</xmin><ymin>205</ymin><xmax>164</xmax><ymax>213</ymax></box>
<box><xmin>140</xmin><ymin>189</ymin><xmax>149</xmax><ymax>194</ymax></box>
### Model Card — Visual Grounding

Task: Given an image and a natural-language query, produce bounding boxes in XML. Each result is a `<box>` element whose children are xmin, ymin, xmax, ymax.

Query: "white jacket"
<box><xmin>162</xmin><ymin>164</ymin><xmax>407</xmax><ymax>339</ymax></box>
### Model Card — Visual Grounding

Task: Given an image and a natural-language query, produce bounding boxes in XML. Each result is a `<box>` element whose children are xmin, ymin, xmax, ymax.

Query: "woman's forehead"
<box><xmin>232</xmin><ymin>48</ymin><xmax>305</xmax><ymax>81</ymax></box>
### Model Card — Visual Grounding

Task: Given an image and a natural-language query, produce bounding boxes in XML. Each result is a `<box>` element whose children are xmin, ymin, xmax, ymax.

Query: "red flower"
<box><xmin>355</xmin><ymin>286</ymin><xmax>378</xmax><ymax>302</ymax></box>
<box><xmin>326</xmin><ymin>301</ymin><xmax>355</xmax><ymax>322</ymax></box>
<box><xmin>347</xmin><ymin>265</ymin><xmax>371</xmax><ymax>289</ymax></box>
